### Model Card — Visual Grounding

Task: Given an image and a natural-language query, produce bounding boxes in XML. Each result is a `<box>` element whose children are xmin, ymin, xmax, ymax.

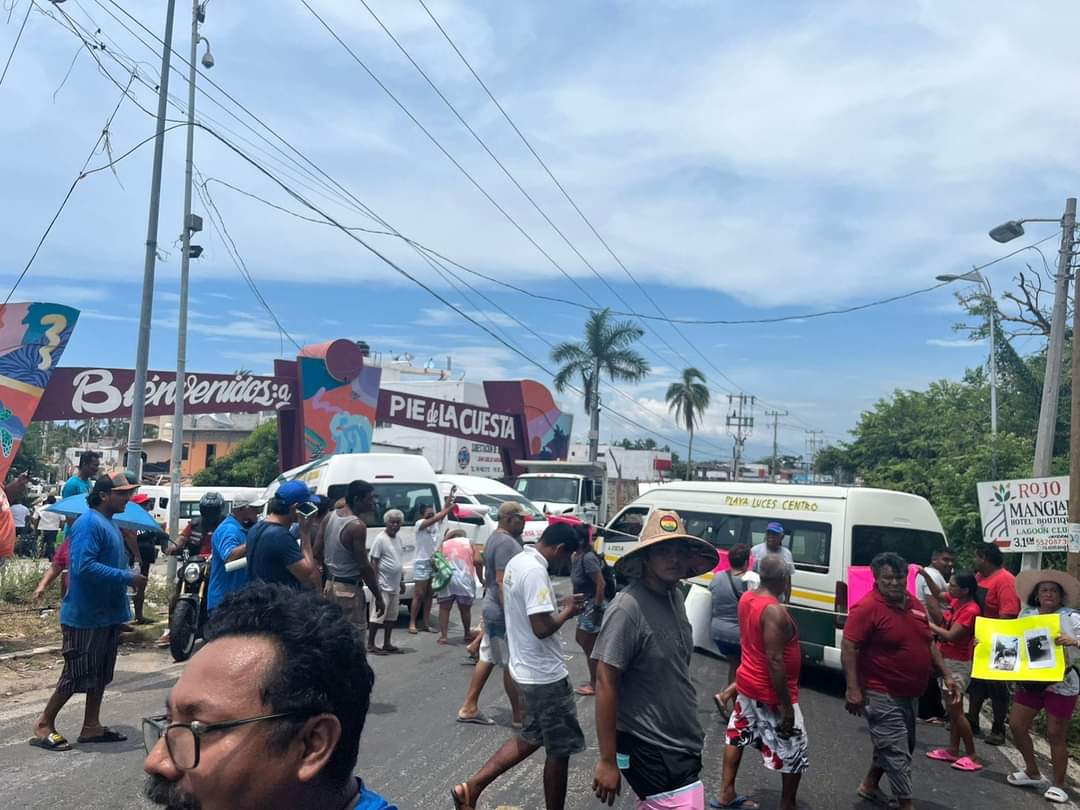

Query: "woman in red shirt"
<box><xmin>924</xmin><ymin>572</ymin><xmax>982</xmax><ymax>772</ymax></box>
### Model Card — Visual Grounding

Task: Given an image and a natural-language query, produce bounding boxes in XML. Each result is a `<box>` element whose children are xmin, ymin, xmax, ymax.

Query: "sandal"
<box><xmin>575</xmin><ymin>685</ymin><xmax>595</xmax><ymax>696</ymax></box>
<box><xmin>926</xmin><ymin>748</ymin><xmax>960</xmax><ymax>762</ymax></box>
<box><xmin>77</xmin><ymin>727</ymin><xmax>127</xmax><ymax>744</ymax></box>
<box><xmin>857</xmin><ymin>786</ymin><xmax>899</xmax><ymax>808</ymax></box>
<box><xmin>709</xmin><ymin>797</ymin><xmax>760</xmax><ymax>809</ymax></box>
<box><xmin>29</xmin><ymin>732</ymin><xmax>71</xmax><ymax>751</ymax></box>
<box><xmin>1007</xmin><ymin>770</ymin><xmax>1044</xmax><ymax>788</ymax></box>
<box><xmin>382</xmin><ymin>645</ymin><xmax>403</xmax><ymax>654</ymax></box>
<box><xmin>951</xmin><ymin>757</ymin><xmax>983</xmax><ymax>772</ymax></box>
<box><xmin>1045</xmin><ymin>786</ymin><xmax>1069</xmax><ymax>804</ymax></box>
<box><xmin>451</xmin><ymin>782</ymin><xmax>473</xmax><ymax>810</ymax></box>
<box><xmin>456</xmin><ymin>712</ymin><xmax>495</xmax><ymax>726</ymax></box>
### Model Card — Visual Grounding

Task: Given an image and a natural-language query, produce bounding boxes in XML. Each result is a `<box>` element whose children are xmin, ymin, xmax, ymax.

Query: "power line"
<box><xmin>0</xmin><ymin>0</ymin><xmax>31</xmax><ymax>88</ymax></box>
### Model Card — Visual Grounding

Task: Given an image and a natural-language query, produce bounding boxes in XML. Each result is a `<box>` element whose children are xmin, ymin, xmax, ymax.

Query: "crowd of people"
<box><xmin>10</xmin><ymin>461</ymin><xmax>1080</xmax><ymax>809</ymax></box>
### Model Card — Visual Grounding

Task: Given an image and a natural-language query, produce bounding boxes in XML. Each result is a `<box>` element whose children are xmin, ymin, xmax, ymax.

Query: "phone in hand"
<box><xmin>296</xmin><ymin>501</ymin><xmax>319</xmax><ymax>519</ymax></box>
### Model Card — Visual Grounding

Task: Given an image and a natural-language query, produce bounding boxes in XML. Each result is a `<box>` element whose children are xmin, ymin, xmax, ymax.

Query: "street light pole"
<box><xmin>166</xmin><ymin>0</ymin><xmax>209</xmax><ymax>594</ymax></box>
<box><xmin>125</xmin><ymin>0</ymin><xmax>177</xmax><ymax>480</ymax></box>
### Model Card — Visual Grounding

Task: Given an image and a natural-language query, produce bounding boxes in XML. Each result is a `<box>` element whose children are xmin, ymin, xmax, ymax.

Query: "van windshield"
<box><xmin>851</xmin><ymin>525</ymin><xmax>947</xmax><ymax>567</ymax></box>
<box><xmin>473</xmin><ymin>493</ymin><xmax>544</xmax><ymax>520</ymax></box>
<box><xmin>327</xmin><ymin>482</ymin><xmax>441</xmax><ymax>528</ymax></box>
<box><xmin>516</xmin><ymin>477</ymin><xmax>579</xmax><ymax>505</ymax></box>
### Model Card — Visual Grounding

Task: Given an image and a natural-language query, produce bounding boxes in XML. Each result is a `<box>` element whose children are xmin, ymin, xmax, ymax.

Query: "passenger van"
<box><xmin>438</xmin><ymin>474</ymin><xmax>548</xmax><ymax>546</ymax></box>
<box><xmin>602</xmin><ymin>482</ymin><xmax>948</xmax><ymax>669</ymax></box>
<box><xmin>269</xmin><ymin>453</ymin><xmax>442</xmax><ymax>605</ymax></box>
<box><xmin>137</xmin><ymin>485</ymin><xmax>263</xmax><ymax>532</ymax></box>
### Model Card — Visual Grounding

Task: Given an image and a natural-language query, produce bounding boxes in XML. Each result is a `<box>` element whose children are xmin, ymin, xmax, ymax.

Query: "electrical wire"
<box><xmin>0</xmin><ymin>0</ymin><xmax>31</xmax><ymax>88</ymax></box>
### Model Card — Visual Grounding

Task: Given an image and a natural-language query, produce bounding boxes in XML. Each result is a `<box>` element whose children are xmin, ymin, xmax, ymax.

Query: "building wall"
<box><xmin>567</xmin><ymin>444</ymin><xmax>672</xmax><ymax>481</ymax></box>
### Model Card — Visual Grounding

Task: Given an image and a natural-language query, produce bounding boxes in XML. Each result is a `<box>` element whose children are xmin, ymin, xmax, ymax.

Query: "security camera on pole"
<box><xmin>166</xmin><ymin>0</ymin><xmax>213</xmax><ymax>595</ymax></box>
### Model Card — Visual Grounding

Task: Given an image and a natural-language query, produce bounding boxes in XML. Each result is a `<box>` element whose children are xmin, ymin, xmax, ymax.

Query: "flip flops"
<box><xmin>926</xmin><ymin>748</ymin><xmax>960</xmax><ymax>762</ymax></box>
<box><xmin>29</xmin><ymin>732</ymin><xmax>71</xmax><ymax>752</ymax></box>
<box><xmin>1007</xmin><ymin>770</ymin><xmax>1044</xmax><ymax>787</ymax></box>
<box><xmin>382</xmin><ymin>645</ymin><xmax>404</xmax><ymax>654</ymax></box>
<box><xmin>709</xmin><ymin>796</ymin><xmax>759</xmax><ymax>809</ymax></box>
<box><xmin>951</xmin><ymin>757</ymin><xmax>983</xmax><ymax>772</ymax></box>
<box><xmin>456</xmin><ymin>712</ymin><xmax>495</xmax><ymax>726</ymax></box>
<box><xmin>451</xmin><ymin>783</ymin><xmax>473</xmax><ymax>810</ymax></box>
<box><xmin>1045</xmin><ymin>786</ymin><xmax>1070</xmax><ymax>803</ymax></box>
<box><xmin>77</xmin><ymin>728</ymin><xmax>126</xmax><ymax>744</ymax></box>
<box><xmin>856</xmin><ymin>786</ymin><xmax>899</xmax><ymax>809</ymax></box>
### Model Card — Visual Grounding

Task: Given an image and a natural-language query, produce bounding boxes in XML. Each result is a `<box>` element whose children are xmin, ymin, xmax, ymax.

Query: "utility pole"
<box><xmin>1068</xmin><ymin>208</ymin><xmax>1080</xmax><ymax>578</ymax></box>
<box><xmin>126</xmin><ymin>0</ymin><xmax>177</xmax><ymax>480</ymax></box>
<box><xmin>166</xmin><ymin>0</ymin><xmax>210</xmax><ymax>595</ymax></box>
<box><xmin>588</xmin><ymin>357</ymin><xmax>601</xmax><ymax>463</ymax></box>
<box><xmin>726</xmin><ymin>394</ymin><xmax>754</xmax><ymax>481</ymax></box>
<box><xmin>805</xmin><ymin>430</ymin><xmax>824</xmax><ymax>483</ymax></box>
<box><xmin>1034</xmin><ymin>198</ymin><xmax>1076</xmax><ymax>572</ymax></box>
<box><xmin>765</xmin><ymin>410</ymin><xmax>787</xmax><ymax>482</ymax></box>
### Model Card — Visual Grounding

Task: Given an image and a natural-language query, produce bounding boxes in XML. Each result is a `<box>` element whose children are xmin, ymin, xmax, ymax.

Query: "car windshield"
<box><xmin>516</xmin><ymin>477</ymin><xmax>578</xmax><ymax>505</ymax></box>
<box><xmin>325</xmin><ymin>482</ymin><xmax>441</xmax><ymax>528</ymax></box>
<box><xmin>473</xmin><ymin>492</ymin><xmax>544</xmax><ymax>520</ymax></box>
<box><xmin>850</xmin><ymin>525</ymin><xmax>947</xmax><ymax>567</ymax></box>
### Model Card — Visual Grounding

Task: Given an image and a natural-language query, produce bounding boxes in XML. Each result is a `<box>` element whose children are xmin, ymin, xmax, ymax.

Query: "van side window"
<box><xmin>681</xmin><ymin>512</ymin><xmax>745</xmax><ymax>550</ymax></box>
<box><xmin>851</xmin><ymin>526</ymin><xmax>945</xmax><ymax>567</ymax></box>
<box><xmin>748</xmin><ymin>518</ymin><xmax>832</xmax><ymax>572</ymax></box>
<box><xmin>608</xmin><ymin>507</ymin><xmax>648</xmax><ymax>539</ymax></box>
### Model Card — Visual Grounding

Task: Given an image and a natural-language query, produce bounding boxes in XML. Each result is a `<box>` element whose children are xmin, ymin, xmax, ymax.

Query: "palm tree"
<box><xmin>666</xmin><ymin>368</ymin><xmax>710</xmax><ymax>481</ymax></box>
<box><xmin>551</xmin><ymin>309</ymin><xmax>650</xmax><ymax>462</ymax></box>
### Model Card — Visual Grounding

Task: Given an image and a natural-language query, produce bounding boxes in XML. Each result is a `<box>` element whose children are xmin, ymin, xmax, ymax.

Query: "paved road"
<box><xmin>1</xmin><ymin>578</ymin><xmax>1075</xmax><ymax>809</ymax></box>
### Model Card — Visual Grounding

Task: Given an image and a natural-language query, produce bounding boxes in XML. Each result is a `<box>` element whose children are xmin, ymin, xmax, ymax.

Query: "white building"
<box><xmin>567</xmin><ymin>443</ymin><xmax>672</xmax><ymax>482</ymax></box>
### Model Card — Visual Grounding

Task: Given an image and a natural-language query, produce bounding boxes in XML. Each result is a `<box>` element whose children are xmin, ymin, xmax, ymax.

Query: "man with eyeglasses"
<box><xmin>842</xmin><ymin>552</ymin><xmax>960</xmax><ymax>810</ymax></box>
<box><xmin>143</xmin><ymin>582</ymin><xmax>396</xmax><ymax>810</ymax></box>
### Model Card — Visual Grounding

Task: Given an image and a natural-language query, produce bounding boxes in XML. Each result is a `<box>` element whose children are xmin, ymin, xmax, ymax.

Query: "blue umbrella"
<box><xmin>46</xmin><ymin>494</ymin><xmax>161</xmax><ymax>532</ymax></box>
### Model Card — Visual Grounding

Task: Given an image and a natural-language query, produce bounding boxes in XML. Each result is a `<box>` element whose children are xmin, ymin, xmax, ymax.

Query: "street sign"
<box><xmin>977</xmin><ymin>476</ymin><xmax>1070</xmax><ymax>552</ymax></box>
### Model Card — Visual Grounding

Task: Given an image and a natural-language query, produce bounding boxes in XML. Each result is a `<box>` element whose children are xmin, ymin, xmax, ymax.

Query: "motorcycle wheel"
<box><xmin>170</xmin><ymin>600</ymin><xmax>198</xmax><ymax>662</ymax></box>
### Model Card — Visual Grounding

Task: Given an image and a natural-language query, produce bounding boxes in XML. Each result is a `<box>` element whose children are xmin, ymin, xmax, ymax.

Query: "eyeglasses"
<box><xmin>143</xmin><ymin>712</ymin><xmax>304</xmax><ymax>770</ymax></box>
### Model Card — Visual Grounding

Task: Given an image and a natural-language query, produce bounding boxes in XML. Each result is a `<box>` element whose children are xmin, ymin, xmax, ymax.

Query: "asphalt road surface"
<box><xmin>1</xmin><ymin>577</ymin><xmax>1075</xmax><ymax>809</ymax></box>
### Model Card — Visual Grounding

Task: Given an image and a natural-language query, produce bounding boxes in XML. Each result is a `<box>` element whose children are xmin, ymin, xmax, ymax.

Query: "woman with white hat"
<box><xmin>1006</xmin><ymin>569</ymin><xmax>1080</xmax><ymax>804</ymax></box>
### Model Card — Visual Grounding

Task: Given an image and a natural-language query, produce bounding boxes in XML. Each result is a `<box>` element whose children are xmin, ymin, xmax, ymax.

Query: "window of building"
<box><xmin>205</xmin><ymin>444</ymin><xmax>217</xmax><ymax>465</ymax></box>
<box><xmin>181</xmin><ymin>444</ymin><xmax>189</xmax><ymax>461</ymax></box>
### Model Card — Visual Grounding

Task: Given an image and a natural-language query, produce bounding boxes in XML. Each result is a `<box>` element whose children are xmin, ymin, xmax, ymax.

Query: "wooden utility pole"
<box><xmin>1069</xmin><ymin>206</ymin><xmax>1080</xmax><ymax>577</ymax></box>
<box><xmin>765</xmin><ymin>410</ymin><xmax>787</xmax><ymax>482</ymax></box>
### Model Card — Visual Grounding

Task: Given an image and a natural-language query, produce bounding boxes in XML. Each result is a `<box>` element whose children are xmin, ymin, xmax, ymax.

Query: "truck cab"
<box><xmin>512</xmin><ymin>461</ymin><xmax>608</xmax><ymax>525</ymax></box>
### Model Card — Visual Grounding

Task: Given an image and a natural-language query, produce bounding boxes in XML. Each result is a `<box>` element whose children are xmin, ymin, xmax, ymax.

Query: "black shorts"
<box><xmin>517</xmin><ymin>677</ymin><xmax>586</xmax><ymax>758</ymax></box>
<box><xmin>616</xmin><ymin>731</ymin><xmax>702</xmax><ymax>800</ymax></box>
<box><xmin>58</xmin><ymin>625</ymin><xmax>120</xmax><ymax>695</ymax></box>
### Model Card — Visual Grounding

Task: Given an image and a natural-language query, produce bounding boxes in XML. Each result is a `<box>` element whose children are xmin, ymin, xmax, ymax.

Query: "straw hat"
<box><xmin>1016</xmin><ymin>569</ymin><xmax>1080</xmax><ymax>608</ymax></box>
<box><xmin>613</xmin><ymin>509</ymin><xmax>719</xmax><ymax>579</ymax></box>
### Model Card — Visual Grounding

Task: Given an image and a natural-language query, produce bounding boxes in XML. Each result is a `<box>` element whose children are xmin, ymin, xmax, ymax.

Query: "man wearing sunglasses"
<box><xmin>143</xmin><ymin>582</ymin><xmax>396</xmax><ymax>810</ymax></box>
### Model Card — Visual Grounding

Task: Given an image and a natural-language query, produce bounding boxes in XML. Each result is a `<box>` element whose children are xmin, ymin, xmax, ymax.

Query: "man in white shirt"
<box><xmin>368</xmin><ymin>509</ymin><xmax>405</xmax><ymax>655</ymax></box>
<box><xmin>34</xmin><ymin>496</ymin><xmax>63</xmax><ymax>561</ymax></box>
<box><xmin>11</xmin><ymin>500</ymin><xmax>30</xmax><ymax>553</ymax></box>
<box><xmin>451</xmin><ymin>523</ymin><xmax>584</xmax><ymax>810</ymax></box>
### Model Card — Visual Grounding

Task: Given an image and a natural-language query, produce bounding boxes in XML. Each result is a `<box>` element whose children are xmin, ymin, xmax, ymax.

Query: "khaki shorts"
<box><xmin>369</xmin><ymin>589</ymin><xmax>400</xmax><ymax>624</ymax></box>
<box><xmin>479</xmin><ymin>628</ymin><xmax>510</xmax><ymax>666</ymax></box>
<box><xmin>323</xmin><ymin>579</ymin><xmax>367</xmax><ymax>631</ymax></box>
<box><xmin>940</xmin><ymin>657</ymin><xmax>972</xmax><ymax>694</ymax></box>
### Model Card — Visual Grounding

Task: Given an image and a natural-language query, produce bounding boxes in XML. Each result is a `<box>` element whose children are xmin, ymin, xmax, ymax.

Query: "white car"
<box><xmin>438</xmin><ymin>474</ymin><xmax>548</xmax><ymax>547</ymax></box>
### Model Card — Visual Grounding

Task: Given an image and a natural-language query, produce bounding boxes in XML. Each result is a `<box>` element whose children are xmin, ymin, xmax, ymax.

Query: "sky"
<box><xmin>2</xmin><ymin>0</ymin><xmax>1079</xmax><ymax>464</ymax></box>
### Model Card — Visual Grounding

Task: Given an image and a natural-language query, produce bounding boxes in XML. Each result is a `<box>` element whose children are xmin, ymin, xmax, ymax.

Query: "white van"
<box><xmin>602</xmin><ymin>482</ymin><xmax>948</xmax><ymax>669</ymax></box>
<box><xmin>269</xmin><ymin>453</ymin><xmax>442</xmax><ymax>604</ymax></box>
<box><xmin>438</xmin><ymin>474</ymin><xmax>549</xmax><ymax>546</ymax></box>
<box><xmin>138</xmin><ymin>485</ymin><xmax>264</xmax><ymax>532</ymax></box>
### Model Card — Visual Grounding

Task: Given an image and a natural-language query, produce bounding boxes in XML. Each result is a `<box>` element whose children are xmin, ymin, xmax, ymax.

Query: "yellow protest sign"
<box><xmin>972</xmin><ymin>614</ymin><xmax>1065</xmax><ymax>682</ymax></box>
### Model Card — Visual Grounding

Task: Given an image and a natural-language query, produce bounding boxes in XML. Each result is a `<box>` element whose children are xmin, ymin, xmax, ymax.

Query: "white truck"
<box><xmin>511</xmin><ymin>460</ymin><xmax>609</xmax><ymax>525</ymax></box>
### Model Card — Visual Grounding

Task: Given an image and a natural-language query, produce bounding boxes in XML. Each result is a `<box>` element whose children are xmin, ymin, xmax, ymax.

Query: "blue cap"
<box><xmin>275</xmin><ymin>480</ymin><xmax>314</xmax><ymax>506</ymax></box>
<box><xmin>766</xmin><ymin>521</ymin><xmax>785</xmax><ymax>535</ymax></box>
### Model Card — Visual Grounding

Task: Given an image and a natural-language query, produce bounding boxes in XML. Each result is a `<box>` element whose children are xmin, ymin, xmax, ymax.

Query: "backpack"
<box><xmin>598</xmin><ymin>552</ymin><xmax>617</xmax><ymax>602</ymax></box>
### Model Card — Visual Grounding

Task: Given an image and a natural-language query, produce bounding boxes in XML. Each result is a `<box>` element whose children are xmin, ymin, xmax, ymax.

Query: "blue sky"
<box><xmin>3</xmin><ymin>0</ymin><xmax>1079</xmax><ymax>463</ymax></box>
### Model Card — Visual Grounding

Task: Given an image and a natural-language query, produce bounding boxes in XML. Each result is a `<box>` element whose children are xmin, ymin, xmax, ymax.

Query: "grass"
<box><xmin>0</xmin><ymin>558</ymin><xmax>51</xmax><ymax>606</ymax></box>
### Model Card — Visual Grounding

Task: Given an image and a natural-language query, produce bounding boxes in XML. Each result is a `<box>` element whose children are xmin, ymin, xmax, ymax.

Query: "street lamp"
<box><xmin>988</xmin><ymin>217</ymin><xmax>1061</xmax><ymax>244</ymax></box>
<box><xmin>937</xmin><ymin>270</ymin><xmax>997</xmax><ymax>461</ymax></box>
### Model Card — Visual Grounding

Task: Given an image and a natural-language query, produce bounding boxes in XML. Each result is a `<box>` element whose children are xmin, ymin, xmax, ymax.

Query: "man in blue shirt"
<box><xmin>30</xmin><ymin>473</ymin><xmax>145</xmax><ymax>751</ymax></box>
<box><xmin>61</xmin><ymin>451</ymin><xmax>100</xmax><ymax>498</ymax></box>
<box><xmin>207</xmin><ymin>495</ymin><xmax>262</xmax><ymax>613</ymax></box>
<box><xmin>247</xmin><ymin>481</ymin><xmax>320</xmax><ymax>591</ymax></box>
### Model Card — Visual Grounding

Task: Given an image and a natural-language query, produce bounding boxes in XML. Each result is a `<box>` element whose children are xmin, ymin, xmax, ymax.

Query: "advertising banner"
<box><xmin>376</xmin><ymin>389</ymin><xmax>521</xmax><ymax>450</ymax></box>
<box><xmin>977</xmin><ymin>476</ymin><xmax>1070</xmax><ymax>552</ymax></box>
<box><xmin>972</xmin><ymin>614</ymin><xmax>1064</xmax><ymax>682</ymax></box>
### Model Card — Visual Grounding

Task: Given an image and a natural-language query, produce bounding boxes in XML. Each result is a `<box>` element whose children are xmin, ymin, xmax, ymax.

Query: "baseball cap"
<box><xmin>274</xmin><ymin>480</ymin><xmax>315</xmax><ymax>507</ymax></box>
<box><xmin>231</xmin><ymin>494</ymin><xmax>260</xmax><ymax>509</ymax></box>
<box><xmin>93</xmin><ymin>472</ymin><xmax>139</xmax><ymax>494</ymax></box>
<box><xmin>497</xmin><ymin>500</ymin><xmax>529</xmax><ymax>520</ymax></box>
<box><xmin>766</xmin><ymin>521</ymin><xmax>785</xmax><ymax>535</ymax></box>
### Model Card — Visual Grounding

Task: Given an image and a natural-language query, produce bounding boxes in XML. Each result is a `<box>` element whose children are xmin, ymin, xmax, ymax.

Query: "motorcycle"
<box><xmin>169</xmin><ymin>547</ymin><xmax>210</xmax><ymax>662</ymax></box>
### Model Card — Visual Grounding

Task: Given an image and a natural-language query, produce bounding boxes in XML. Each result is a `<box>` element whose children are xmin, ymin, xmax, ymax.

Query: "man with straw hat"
<box><xmin>591</xmin><ymin>510</ymin><xmax>718</xmax><ymax>809</ymax></box>
<box><xmin>1007</xmin><ymin>568</ymin><xmax>1080</xmax><ymax>804</ymax></box>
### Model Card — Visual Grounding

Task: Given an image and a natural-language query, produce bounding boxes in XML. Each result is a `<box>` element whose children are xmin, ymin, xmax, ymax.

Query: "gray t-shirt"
<box><xmin>751</xmin><ymin>543</ymin><xmax>794</xmax><ymax>575</ymax></box>
<box><xmin>481</xmin><ymin>529</ymin><xmax>523</xmax><ymax>628</ymax></box>
<box><xmin>591</xmin><ymin>579</ymin><xmax>704</xmax><ymax>754</ymax></box>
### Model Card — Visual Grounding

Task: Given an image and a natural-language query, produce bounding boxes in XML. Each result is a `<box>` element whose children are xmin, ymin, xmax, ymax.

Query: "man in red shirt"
<box><xmin>716</xmin><ymin>554</ymin><xmax>806</xmax><ymax>810</ymax></box>
<box><xmin>967</xmin><ymin>542</ymin><xmax>1020</xmax><ymax>745</ymax></box>
<box><xmin>843</xmin><ymin>552</ymin><xmax>959</xmax><ymax>810</ymax></box>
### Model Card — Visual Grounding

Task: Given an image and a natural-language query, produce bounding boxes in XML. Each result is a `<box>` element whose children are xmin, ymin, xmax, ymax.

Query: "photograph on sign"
<box><xmin>973</xmin><ymin>614</ymin><xmax>1065</xmax><ymax>681</ymax></box>
<box><xmin>976</xmin><ymin>475</ymin><xmax>1070</xmax><ymax>553</ymax></box>
<box><xmin>990</xmin><ymin>635</ymin><xmax>1020</xmax><ymax>672</ymax></box>
<box><xmin>1025</xmin><ymin>628</ymin><xmax>1055</xmax><ymax>669</ymax></box>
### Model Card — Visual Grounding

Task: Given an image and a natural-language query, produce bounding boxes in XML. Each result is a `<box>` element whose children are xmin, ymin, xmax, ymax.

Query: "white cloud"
<box><xmin>927</xmin><ymin>337</ymin><xmax>986</xmax><ymax>348</ymax></box>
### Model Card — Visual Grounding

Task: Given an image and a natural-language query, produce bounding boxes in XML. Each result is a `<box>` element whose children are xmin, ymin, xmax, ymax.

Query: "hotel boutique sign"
<box><xmin>376</xmin><ymin>390</ymin><xmax>520</xmax><ymax>449</ymax></box>
<box><xmin>977</xmin><ymin>476</ymin><xmax>1070</xmax><ymax>552</ymax></box>
<box><xmin>35</xmin><ymin>368</ymin><xmax>296</xmax><ymax>420</ymax></box>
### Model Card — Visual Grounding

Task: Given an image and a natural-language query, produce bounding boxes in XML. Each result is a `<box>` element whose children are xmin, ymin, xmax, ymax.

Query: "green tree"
<box><xmin>665</xmin><ymin>368</ymin><xmax>710</xmax><ymax>481</ymax></box>
<box><xmin>13</xmin><ymin>424</ymin><xmax>50</xmax><ymax>481</ymax></box>
<box><xmin>193</xmin><ymin>422</ymin><xmax>279</xmax><ymax>487</ymax></box>
<box><xmin>551</xmin><ymin>309</ymin><xmax>650</xmax><ymax>461</ymax></box>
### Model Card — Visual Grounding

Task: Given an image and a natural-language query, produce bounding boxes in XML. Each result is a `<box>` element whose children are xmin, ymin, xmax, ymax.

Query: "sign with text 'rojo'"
<box><xmin>977</xmin><ymin>475</ymin><xmax>1070</xmax><ymax>552</ymax></box>
<box><xmin>35</xmin><ymin>367</ymin><xmax>296</xmax><ymax>421</ymax></box>
<box><xmin>376</xmin><ymin>390</ymin><xmax>520</xmax><ymax>450</ymax></box>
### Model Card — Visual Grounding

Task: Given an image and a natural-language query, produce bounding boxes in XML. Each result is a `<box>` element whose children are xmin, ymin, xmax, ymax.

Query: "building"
<box><xmin>567</xmin><ymin>443</ymin><xmax>673</xmax><ymax>482</ymax></box>
<box><xmin>142</xmin><ymin>413</ymin><xmax>272</xmax><ymax>481</ymax></box>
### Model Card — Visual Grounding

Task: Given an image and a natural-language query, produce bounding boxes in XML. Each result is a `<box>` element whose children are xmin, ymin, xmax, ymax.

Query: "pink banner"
<box><xmin>847</xmin><ymin>564</ymin><xmax>921</xmax><ymax>609</ymax></box>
